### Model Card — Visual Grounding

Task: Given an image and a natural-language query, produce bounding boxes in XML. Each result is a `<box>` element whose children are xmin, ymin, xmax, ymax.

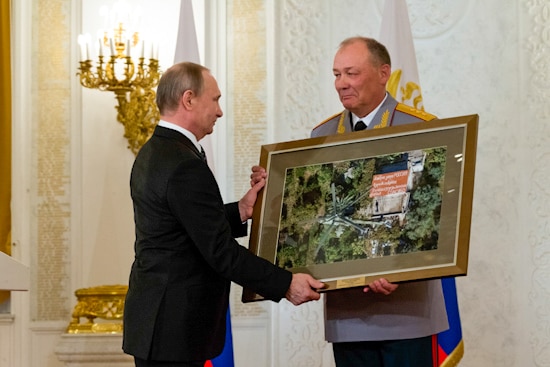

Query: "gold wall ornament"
<box><xmin>66</xmin><ymin>284</ymin><xmax>128</xmax><ymax>334</ymax></box>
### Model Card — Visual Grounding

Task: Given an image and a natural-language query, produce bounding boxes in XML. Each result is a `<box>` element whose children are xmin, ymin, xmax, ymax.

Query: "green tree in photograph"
<box><xmin>401</xmin><ymin>147</ymin><xmax>446</xmax><ymax>252</ymax></box>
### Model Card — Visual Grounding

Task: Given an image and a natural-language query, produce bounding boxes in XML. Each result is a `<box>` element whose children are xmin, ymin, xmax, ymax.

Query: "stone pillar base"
<box><xmin>55</xmin><ymin>333</ymin><xmax>133</xmax><ymax>367</ymax></box>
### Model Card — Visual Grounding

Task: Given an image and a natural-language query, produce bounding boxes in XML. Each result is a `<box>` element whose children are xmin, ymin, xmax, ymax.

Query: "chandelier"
<box><xmin>77</xmin><ymin>2</ymin><xmax>161</xmax><ymax>155</ymax></box>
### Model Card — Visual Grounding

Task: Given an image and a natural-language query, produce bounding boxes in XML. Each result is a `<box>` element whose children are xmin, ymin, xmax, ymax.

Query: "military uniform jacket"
<box><xmin>122</xmin><ymin>126</ymin><xmax>292</xmax><ymax>362</ymax></box>
<box><xmin>312</xmin><ymin>94</ymin><xmax>449</xmax><ymax>342</ymax></box>
<box><xmin>312</xmin><ymin>93</ymin><xmax>437</xmax><ymax>137</ymax></box>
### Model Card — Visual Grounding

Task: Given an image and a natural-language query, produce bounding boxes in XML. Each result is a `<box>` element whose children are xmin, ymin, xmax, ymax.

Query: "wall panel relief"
<box><xmin>523</xmin><ymin>1</ymin><xmax>550</xmax><ymax>366</ymax></box>
<box><xmin>33</xmin><ymin>0</ymin><xmax>72</xmax><ymax>322</ymax></box>
<box><xmin>406</xmin><ymin>0</ymin><xmax>470</xmax><ymax>39</ymax></box>
<box><xmin>275</xmin><ymin>299</ymin><xmax>328</xmax><ymax>367</ymax></box>
<box><xmin>414</xmin><ymin>0</ymin><xmax>522</xmax><ymax>365</ymax></box>
<box><xmin>276</xmin><ymin>0</ymin><xmax>328</xmax><ymax>141</ymax></box>
<box><xmin>229</xmin><ymin>0</ymin><xmax>270</xmax><ymax>194</ymax></box>
<box><xmin>227</xmin><ymin>0</ymin><xmax>272</xmax><ymax>353</ymax></box>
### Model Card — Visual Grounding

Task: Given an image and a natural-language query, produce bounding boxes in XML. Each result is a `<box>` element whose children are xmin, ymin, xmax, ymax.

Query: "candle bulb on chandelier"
<box><xmin>140</xmin><ymin>40</ymin><xmax>145</xmax><ymax>59</ymax></box>
<box><xmin>109</xmin><ymin>38</ymin><xmax>115</xmax><ymax>57</ymax></box>
<box><xmin>126</xmin><ymin>39</ymin><xmax>131</xmax><ymax>57</ymax></box>
<box><xmin>85</xmin><ymin>39</ymin><xmax>90</xmax><ymax>61</ymax></box>
<box><xmin>98</xmin><ymin>38</ymin><xmax>104</xmax><ymax>57</ymax></box>
<box><xmin>78</xmin><ymin>35</ymin><xmax>86</xmax><ymax>61</ymax></box>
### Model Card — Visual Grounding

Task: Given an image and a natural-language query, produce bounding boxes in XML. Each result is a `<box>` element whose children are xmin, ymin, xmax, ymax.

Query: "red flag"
<box><xmin>379</xmin><ymin>1</ymin><xmax>464</xmax><ymax>366</ymax></box>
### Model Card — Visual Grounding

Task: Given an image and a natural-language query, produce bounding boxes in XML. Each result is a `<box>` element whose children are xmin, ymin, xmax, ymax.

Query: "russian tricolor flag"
<box><xmin>204</xmin><ymin>309</ymin><xmax>235</xmax><ymax>367</ymax></box>
<box><xmin>436</xmin><ymin>278</ymin><xmax>464</xmax><ymax>366</ymax></box>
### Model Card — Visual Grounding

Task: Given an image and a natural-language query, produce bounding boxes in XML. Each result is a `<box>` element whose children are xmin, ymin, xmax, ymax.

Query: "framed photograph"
<box><xmin>243</xmin><ymin>114</ymin><xmax>478</xmax><ymax>302</ymax></box>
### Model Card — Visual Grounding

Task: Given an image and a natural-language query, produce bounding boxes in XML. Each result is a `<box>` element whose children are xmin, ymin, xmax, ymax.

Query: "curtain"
<box><xmin>0</xmin><ymin>0</ymin><xmax>12</xmax><ymax>305</ymax></box>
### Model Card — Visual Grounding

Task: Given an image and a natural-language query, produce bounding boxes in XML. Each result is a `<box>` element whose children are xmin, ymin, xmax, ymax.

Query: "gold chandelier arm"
<box><xmin>78</xmin><ymin>60</ymin><xmax>100</xmax><ymax>89</ymax></box>
<box><xmin>77</xmin><ymin>4</ymin><xmax>160</xmax><ymax>154</ymax></box>
<box><xmin>114</xmin><ymin>88</ymin><xmax>159</xmax><ymax>155</ymax></box>
<box><xmin>78</xmin><ymin>55</ymin><xmax>161</xmax><ymax>155</ymax></box>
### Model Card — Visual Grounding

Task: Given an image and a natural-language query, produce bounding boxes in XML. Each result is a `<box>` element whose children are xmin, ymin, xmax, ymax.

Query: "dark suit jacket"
<box><xmin>122</xmin><ymin>126</ymin><xmax>292</xmax><ymax>362</ymax></box>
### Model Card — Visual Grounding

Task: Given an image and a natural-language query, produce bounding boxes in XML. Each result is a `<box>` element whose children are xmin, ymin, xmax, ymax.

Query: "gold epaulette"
<box><xmin>312</xmin><ymin>111</ymin><xmax>344</xmax><ymax>130</ymax></box>
<box><xmin>395</xmin><ymin>103</ymin><xmax>437</xmax><ymax>121</ymax></box>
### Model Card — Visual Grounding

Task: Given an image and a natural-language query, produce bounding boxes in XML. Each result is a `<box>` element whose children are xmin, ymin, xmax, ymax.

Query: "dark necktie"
<box><xmin>199</xmin><ymin>146</ymin><xmax>207</xmax><ymax>163</ymax></box>
<box><xmin>354</xmin><ymin>120</ymin><xmax>367</xmax><ymax>131</ymax></box>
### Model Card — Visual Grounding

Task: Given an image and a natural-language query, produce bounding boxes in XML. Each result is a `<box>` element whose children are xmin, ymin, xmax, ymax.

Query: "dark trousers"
<box><xmin>332</xmin><ymin>335</ymin><xmax>435</xmax><ymax>367</ymax></box>
<box><xmin>134</xmin><ymin>357</ymin><xmax>205</xmax><ymax>367</ymax></box>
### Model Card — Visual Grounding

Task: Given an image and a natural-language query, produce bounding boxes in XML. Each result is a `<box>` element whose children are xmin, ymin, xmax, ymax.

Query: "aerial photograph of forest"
<box><xmin>275</xmin><ymin>147</ymin><xmax>447</xmax><ymax>269</ymax></box>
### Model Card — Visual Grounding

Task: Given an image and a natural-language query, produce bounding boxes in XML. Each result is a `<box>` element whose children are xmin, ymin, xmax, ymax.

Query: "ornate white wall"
<box><xmin>228</xmin><ymin>0</ymin><xmax>550</xmax><ymax>366</ymax></box>
<box><xmin>5</xmin><ymin>0</ymin><xmax>549</xmax><ymax>366</ymax></box>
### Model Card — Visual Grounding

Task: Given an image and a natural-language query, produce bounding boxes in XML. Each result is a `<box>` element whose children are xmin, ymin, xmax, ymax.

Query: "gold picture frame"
<box><xmin>243</xmin><ymin>114</ymin><xmax>478</xmax><ymax>302</ymax></box>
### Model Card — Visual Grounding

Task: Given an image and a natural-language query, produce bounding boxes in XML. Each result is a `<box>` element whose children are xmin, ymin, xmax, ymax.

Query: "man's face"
<box><xmin>332</xmin><ymin>41</ymin><xmax>389</xmax><ymax>117</ymax></box>
<box><xmin>193</xmin><ymin>72</ymin><xmax>223</xmax><ymax>138</ymax></box>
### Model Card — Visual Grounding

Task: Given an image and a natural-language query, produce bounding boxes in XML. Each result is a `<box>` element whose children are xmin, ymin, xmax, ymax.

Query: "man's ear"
<box><xmin>379</xmin><ymin>64</ymin><xmax>391</xmax><ymax>82</ymax></box>
<box><xmin>182</xmin><ymin>90</ymin><xmax>194</xmax><ymax>109</ymax></box>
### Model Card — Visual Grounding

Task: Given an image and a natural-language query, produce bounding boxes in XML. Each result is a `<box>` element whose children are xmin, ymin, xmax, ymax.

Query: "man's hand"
<box><xmin>238</xmin><ymin>165</ymin><xmax>268</xmax><ymax>222</ymax></box>
<box><xmin>238</xmin><ymin>176</ymin><xmax>265</xmax><ymax>222</ymax></box>
<box><xmin>250</xmin><ymin>165</ymin><xmax>267</xmax><ymax>187</ymax></box>
<box><xmin>285</xmin><ymin>273</ymin><xmax>325</xmax><ymax>306</ymax></box>
<box><xmin>363</xmin><ymin>278</ymin><xmax>398</xmax><ymax>295</ymax></box>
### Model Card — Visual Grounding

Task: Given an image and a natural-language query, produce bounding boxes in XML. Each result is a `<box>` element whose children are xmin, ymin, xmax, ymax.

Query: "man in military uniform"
<box><xmin>312</xmin><ymin>37</ymin><xmax>436</xmax><ymax>136</ymax></box>
<box><xmin>313</xmin><ymin>37</ymin><xmax>449</xmax><ymax>367</ymax></box>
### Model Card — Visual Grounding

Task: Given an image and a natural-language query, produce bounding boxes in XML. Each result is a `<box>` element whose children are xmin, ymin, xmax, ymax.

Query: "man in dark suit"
<box><xmin>122</xmin><ymin>62</ymin><xmax>324</xmax><ymax>367</ymax></box>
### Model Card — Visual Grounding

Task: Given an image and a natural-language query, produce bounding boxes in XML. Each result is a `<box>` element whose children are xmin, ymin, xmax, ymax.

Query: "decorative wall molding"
<box><xmin>275</xmin><ymin>300</ymin><xmax>331</xmax><ymax>367</ymax></box>
<box><xmin>523</xmin><ymin>0</ymin><xmax>550</xmax><ymax>119</ymax></box>
<box><xmin>407</xmin><ymin>0</ymin><xmax>471</xmax><ymax>39</ymax></box>
<box><xmin>523</xmin><ymin>1</ymin><xmax>550</xmax><ymax>366</ymax></box>
<box><xmin>276</xmin><ymin>0</ymin><xmax>328</xmax><ymax>142</ymax></box>
<box><xmin>33</xmin><ymin>0</ymin><xmax>73</xmax><ymax>322</ymax></box>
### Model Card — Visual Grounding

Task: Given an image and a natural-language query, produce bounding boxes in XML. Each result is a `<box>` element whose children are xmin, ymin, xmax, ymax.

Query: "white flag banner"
<box><xmin>378</xmin><ymin>0</ymin><xmax>424</xmax><ymax>111</ymax></box>
<box><xmin>173</xmin><ymin>0</ymin><xmax>215</xmax><ymax>173</ymax></box>
<box><xmin>174</xmin><ymin>0</ymin><xmax>200</xmax><ymax>64</ymax></box>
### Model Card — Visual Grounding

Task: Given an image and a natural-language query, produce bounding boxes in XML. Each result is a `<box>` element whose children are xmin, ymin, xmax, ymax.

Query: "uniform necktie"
<box><xmin>354</xmin><ymin>120</ymin><xmax>367</xmax><ymax>131</ymax></box>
